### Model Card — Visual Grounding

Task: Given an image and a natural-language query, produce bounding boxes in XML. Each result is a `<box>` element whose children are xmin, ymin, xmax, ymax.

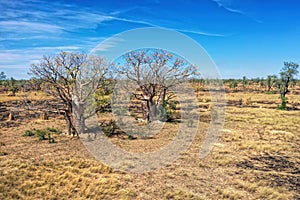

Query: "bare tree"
<box><xmin>115</xmin><ymin>49</ymin><xmax>197</xmax><ymax>122</ymax></box>
<box><xmin>30</xmin><ymin>52</ymin><xmax>108</xmax><ymax>136</ymax></box>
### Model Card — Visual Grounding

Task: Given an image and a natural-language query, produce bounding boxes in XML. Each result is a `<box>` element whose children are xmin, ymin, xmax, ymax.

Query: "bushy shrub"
<box><xmin>23</xmin><ymin>130</ymin><xmax>35</xmax><ymax>137</ymax></box>
<box><xmin>161</xmin><ymin>100</ymin><xmax>177</xmax><ymax>121</ymax></box>
<box><xmin>95</xmin><ymin>96</ymin><xmax>111</xmax><ymax>113</ymax></box>
<box><xmin>266</xmin><ymin>91</ymin><xmax>276</xmax><ymax>94</ymax></box>
<box><xmin>278</xmin><ymin>97</ymin><xmax>288</xmax><ymax>110</ymax></box>
<box><xmin>23</xmin><ymin>128</ymin><xmax>57</xmax><ymax>143</ymax></box>
<box><xmin>35</xmin><ymin>129</ymin><xmax>47</xmax><ymax>140</ymax></box>
<box><xmin>102</xmin><ymin>120</ymin><xmax>118</xmax><ymax>137</ymax></box>
<box><xmin>46</xmin><ymin>127</ymin><xmax>61</xmax><ymax>133</ymax></box>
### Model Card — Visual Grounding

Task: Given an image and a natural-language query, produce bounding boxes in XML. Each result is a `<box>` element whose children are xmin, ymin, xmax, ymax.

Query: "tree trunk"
<box><xmin>267</xmin><ymin>85</ymin><xmax>271</xmax><ymax>92</ymax></box>
<box><xmin>145</xmin><ymin>101</ymin><xmax>150</xmax><ymax>122</ymax></box>
<box><xmin>148</xmin><ymin>100</ymin><xmax>159</xmax><ymax>122</ymax></box>
<box><xmin>64</xmin><ymin>111</ymin><xmax>78</xmax><ymax>137</ymax></box>
<box><xmin>65</xmin><ymin>112</ymin><xmax>72</xmax><ymax>135</ymax></box>
<box><xmin>158</xmin><ymin>88</ymin><xmax>167</xmax><ymax>105</ymax></box>
<box><xmin>73</xmin><ymin>99</ymin><xmax>85</xmax><ymax>134</ymax></box>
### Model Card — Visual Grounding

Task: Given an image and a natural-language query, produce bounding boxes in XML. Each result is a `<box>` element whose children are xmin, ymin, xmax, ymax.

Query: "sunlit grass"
<box><xmin>0</xmin><ymin>89</ymin><xmax>299</xmax><ymax>199</ymax></box>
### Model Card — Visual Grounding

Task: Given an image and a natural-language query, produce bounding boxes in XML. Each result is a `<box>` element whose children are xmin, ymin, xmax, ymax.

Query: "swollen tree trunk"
<box><xmin>64</xmin><ymin>107</ymin><xmax>79</xmax><ymax>137</ymax></box>
<box><xmin>143</xmin><ymin>100</ymin><xmax>157</xmax><ymax>122</ymax></box>
<box><xmin>149</xmin><ymin>101</ymin><xmax>157</xmax><ymax>122</ymax></box>
<box><xmin>148</xmin><ymin>100</ymin><xmax>161</xmax><ymax>122</ymax></box>
<box><xmin>75</xmin><ymin>111</ymin><xmax>85</xmax><ymax>134</ymax></box>
<box><xmin>145</xmin><ymin>100</ymin><xmax>151</xmax><ymax>122</ymax></box>
<box><xmin>65</xmin><ymin>112</ymin><xmax>72</xmax><ymax>135</ymax></box>
<box><xmin>72</xmin><ymin>95</ymin><xmax>86</xmax><ymax>135</ymax></box>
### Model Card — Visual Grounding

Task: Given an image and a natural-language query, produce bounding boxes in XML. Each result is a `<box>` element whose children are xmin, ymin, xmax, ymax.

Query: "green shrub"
<box><xmin>46</xmin><ymin>127</ymin><xmax>61</xmax><ymax>134</ymax></box>
<box><xmin>47</xmin><ymin>133</ymin><xmax>55</xmax><ymax>143</ymax></box>
<box><xmin>266</xmin><ymin>91</ymin><xmax>276</xmax><ymax>94</ymax></box>
<box><xmin>23</xmin><ymin>130</ymin><xmax>35</xmax><ymax>137</ymax></box>
<box><xmin>35</xmin><ymin>129</ymin><xmax>47</xmax><ymax>140</ymax></box>
<box><xmin>278</xmin><ymin>97</ymin><xmax>288</xmax><ymax>110</ymax></box>
<box><xmin>161</xmin><ymin>100</ymin><xmax>177</xmax><ymax>121</ymax></box>
<box><xmin>102</xmin><ymin>120</ymin><xmax>118</xmax><ymax>137</ymax></box>
<box><xmin>95</xmin><ymin>95</ymin><xmax>112</xmax><ymax>113</ymax></box>
<box><xmin>23</xmin><ymin>129</ymin><xmax>56</xmax><ymax>143</ymax></box>
<box><xmin>128</xmin><ymin>134</ymin><xmax>135</xmax><ymax>140</ymax></box>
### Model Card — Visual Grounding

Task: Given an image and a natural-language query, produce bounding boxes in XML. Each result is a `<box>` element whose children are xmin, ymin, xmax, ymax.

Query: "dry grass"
<box><xmin>0</xmin><ymin>88</ymin><xmax>299</xmax><ymax>199</ymax></box>
<box><xmin>0</xmin><ymin>91</ymin><xmax>53</xmax><ymax>102</ymax></box>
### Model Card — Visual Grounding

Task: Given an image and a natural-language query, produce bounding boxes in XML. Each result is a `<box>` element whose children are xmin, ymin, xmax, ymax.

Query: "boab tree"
<box><xmin>115</xmin><ymin>49</ymin><xmax>197</xmax><ymax>122</ymax></box>
<box><xmin>30</xmin><ymin>52</ymin><xmax>108</xmax><ymax>136</ymax></box>
<box><xmin>278</xmin><ymin>61</ymin><xmax>299</xmax><ymax>110</ymax></box>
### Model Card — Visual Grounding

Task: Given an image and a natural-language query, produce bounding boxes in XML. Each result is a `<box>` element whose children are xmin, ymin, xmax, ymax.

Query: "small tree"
<box><xmin>229</xmin><ymin>80</ymin><xmax>238</xmax><ymax>91</ymax></box>
<box><xmin>278</xmin><ymin>62</ymin><xmax>299</xmax><ymax>110</ymax></box>
<box><xmin>266</xmin><ymin>75</ymin><xmax>278</xmax><ymax>92</ymax></box>
<box><xmin>29</xmin><ymin>77</ymin><xmax>42</xmax><ymax>91</ymax></box>
<box><xmin>0</xmin><ymin>72</ymin><xmax>8</xmax><ymax>92</ymax></box>
<box><xmin>0</xmin><ymin>72</ymin><xmax>6</xmax><ymax>82</ymax></box>
<box><xmin>8</xmin><ymin>77</ymin><xmax>18</xmax><ymax>96</ymax></box>
<box><xmin>31</xmin><ymin>52</ymin><xmax>108</xmax><ymax>136</ymax></box>
<box><xmin>242</xmin><ymin>76</ymin><xmax>248</xmax><ymax>90</ymax></box>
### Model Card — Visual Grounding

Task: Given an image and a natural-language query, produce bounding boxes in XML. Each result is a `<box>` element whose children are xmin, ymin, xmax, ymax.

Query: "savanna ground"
<box><xmin>0</xmin><ymin>85</ymin><xmax>299</xmax><ymax>199</ymax></box>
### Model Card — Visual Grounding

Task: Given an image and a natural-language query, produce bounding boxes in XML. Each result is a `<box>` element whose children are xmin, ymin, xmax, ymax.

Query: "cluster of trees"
<box><xmin>29</xmin><ymin>50</ymin><xmax>197</xmax><ymax>136</ymax></box>
<box><xmin>224</xmin><ymin>62</ymin><xmax>299</xmax><ymax>109</ymax></box>
<box><xmin>2</xmin><ymin>50</ymin><xmax>298</xmax><ymax>136</ymax></box>
<box><xmin>223</xmin><ymin>75</ymin><xmax>299</xmax><ymax>93</ymax></box>
<box><xmin>0</xmin><ymin>72</ymin><xmax>44</xmax><ymax>95</ymax></box>
<box><xmin>0</xmin><ymin>73</ymin><xmax>22</xmax><ymax>96</ymax></box>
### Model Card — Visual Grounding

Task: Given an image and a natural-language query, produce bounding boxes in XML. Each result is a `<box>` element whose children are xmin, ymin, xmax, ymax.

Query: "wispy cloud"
<box><xmin>211</xmin><ymin>0</ymin><xmax>262</xmax><ymax>23</ymax></box>
<box><xmin>0</xmin><ymin>1</ymin><xmax>116</xmax><ymax>33</ymax></box>
<box><xmin>0</xmin><ymin>49</ymin><xmax>42</xmax><ymax>68</ymax></box>
<box><xmin>91</xmin><ymin>37</ymin><xmax>125</xmax><ymax>52</ymax></box>
<box><xmin>212</xmin><ymin>0</ymin><xmax>244</xmax><ymax>14</ymax></box>
<box><xmin>0</xmin><ymin>0</ymin><xmax>229</xmax><ymax>79</ymax></box>
<box><xmin>0</xmin><ymin>45</ymin><xmax>84</xmax><ymax>69</ymax></box>
<box><xmin>0</xmin><ymin>21</ymin><xmax>63</xmax><ymax>33</ymax></box>
<box><xmin>112</xmin><ymin>17</ymin><xmax>157</xmax><ymax>27</ymax></box>
<box><xmin>177</xmin><ymin>29</ymin><xmax>226</xmax><ymax>37</ymax></box>
<box><xmin>32</xmin><ymin>46</ymin><xmax>81</xmax><ymax>51</ymax></box>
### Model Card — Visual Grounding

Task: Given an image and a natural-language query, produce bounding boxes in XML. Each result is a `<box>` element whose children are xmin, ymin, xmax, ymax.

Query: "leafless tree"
<box><xmin>115</xmin><ymin>49</ymin><xmax>197</xmax><ymax>122</ymax></box>
<box><xmin>30</xmin><ymin>52</ymin><xmax>108</xmax><ymax>136</ymax></box>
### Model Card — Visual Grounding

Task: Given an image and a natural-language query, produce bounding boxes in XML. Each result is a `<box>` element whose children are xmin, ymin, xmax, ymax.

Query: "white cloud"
<box><xmin>212</xmin><ymin>0</ymin><xmax>244</xmax><ymax>14</ymax></box>
<box><xmin>91</xmin><ymin>37</ymin><xmax>125</xmax><ymax>52</ymax></box>
<box><xmin>112</xmin><ymin>17</ymin><xmax>157</xmax><ymax>27</ymax></box>
<box><xmin>0</xmin><ymin>21</ymin><xmax>63</xmax><ymax>33</ymax></box>
<box><xmin>0</xmin><ymin>46</ymin><xmax>82</xmax><ymax>69</ymax></box>
<box><xmin>33</xmin><ymin>46</ymin><xmax>80</xmax><ymax>50</ymax></box>
<box><xmin>178</xmin><ymin>29</ymin><xmax>226</xmax><ymax>37</ymax></box>
<box><xmin>211</xmin><ymin>0</ymin><xmax>262</xmax><ymax>23</ymax></box>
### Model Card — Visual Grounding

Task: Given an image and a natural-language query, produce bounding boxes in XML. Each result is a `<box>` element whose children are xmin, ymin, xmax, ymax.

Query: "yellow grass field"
<box><xmin>0</xmin><ymin>88</ymin><xmax>299</xmax><ymax>199</ymax></box>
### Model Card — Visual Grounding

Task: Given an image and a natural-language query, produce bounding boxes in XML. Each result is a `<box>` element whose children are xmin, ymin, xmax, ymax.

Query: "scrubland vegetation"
<box><xmin>0</xmin><ymin>52</ymin><xmax>299</xmax><ymax>199</ymax></box>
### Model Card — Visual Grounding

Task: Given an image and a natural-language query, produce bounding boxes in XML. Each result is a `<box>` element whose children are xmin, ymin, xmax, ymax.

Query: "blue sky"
<box><xmin>0</xmin><ymin>0</ymin><xmax>299</xmax><ymax>79</ymax></box>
